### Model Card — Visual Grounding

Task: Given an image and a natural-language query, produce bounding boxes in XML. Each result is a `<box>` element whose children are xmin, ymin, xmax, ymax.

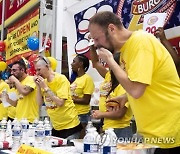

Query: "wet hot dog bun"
<box><xmin>106</xmin><ymin>101</ymin><xmax>119</xmax><ymax>107</ymax></box>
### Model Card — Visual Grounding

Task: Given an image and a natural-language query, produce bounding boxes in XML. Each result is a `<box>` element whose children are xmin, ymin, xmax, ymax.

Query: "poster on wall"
<box><xmin>5</xmin><ymin>8</ymin><xmax>39</xmax><ymax>64</ymax></box>
<box><xmin>65</xmin><ymin>0</ymin><xmax>180</xmax><ymax>106</ymax></box>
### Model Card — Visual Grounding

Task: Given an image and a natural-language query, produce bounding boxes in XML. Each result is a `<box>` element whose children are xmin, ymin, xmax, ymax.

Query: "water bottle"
<box><xmin>83</xmin><ymin>127</ymin><xmax>100</xmax><ymax>153</ymax></box>
<box><xmin>21</xmin><ymin>118</ymin><xmax>29</xmax><ymax>131</ymax></box>
<box><xmin>43</xmin><ymin>117</ymin><xmax>49</xmax><ymax>124</ymax></box>
<box><xmin>20</xmin><ymin>118</ymin><xmax>29</xmax><ymax>144</ymax></box>
<box><xmin>27</xmin><ymin>125</ymin><xmax>35</xmax><ymax>147</ymax></box>
<box><xmin>6</xmin><ymin>120</ymin><xmax>12</xmax><ymax>143</ymax></box>
<box><xmin>86</xmin><ymin>121</ymin><xmax>94</xmax><ymax>134</ymax></box>
<box><xmin>0</xmin><ymin>117</ymin><xmax>7</xmax><ymax>141</ymax></box>
<box><xmin>11</xmin><ymin>118</ymin><xmax>18</xmax><ymax>129</ymax></box>
<box><xmin>32</xmin><ymin>118</ymin><xmax>39</xmax><ymax>128</ymax></box>
<box><xmin>35</xmin><ymin>121</ymin><xmax>45</xmax><ymax>148</ymax></box>
<box><xmin>101</xmin><ymin>128</ymin><xmax>117</xmax><ymax>154</ymax></box>
<box><xmin>1</xmin><ymin>117</ymin><xmax>7</xmax><ymax>129</ymax></box>
<box><xmin>12</xmin><ymin>121</ymin><xmax>22</xmax><ymax>152</ymax></box>
<box><xmin>44</xmin><ymin>119</ymin><xmax>52</xmax><ymax>150</ymax></box>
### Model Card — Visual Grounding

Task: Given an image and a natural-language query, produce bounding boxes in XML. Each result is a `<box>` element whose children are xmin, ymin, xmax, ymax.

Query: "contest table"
<box><xmin>0</xmin><ymin>145</ymin><xmax>80</xmax><ymax>154</ymax></box>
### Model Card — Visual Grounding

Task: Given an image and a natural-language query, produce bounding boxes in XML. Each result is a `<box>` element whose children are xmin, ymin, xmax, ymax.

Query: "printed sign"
<box><xmin>17</xmin><ymin>144</ymin><xmax>51</xmax><ymax>154</ymax></box>
<box><xmin>143</xmin><ymin>13</ymin><xmax>167</xmax><ymax>34</ymax></box>
<box><xmin>5</xmin><ymin>9</ymin><xmax>39</xmax><ymax>64</ymax></box>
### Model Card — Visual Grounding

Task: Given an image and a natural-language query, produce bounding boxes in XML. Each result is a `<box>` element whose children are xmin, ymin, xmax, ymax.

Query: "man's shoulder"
<box><xmin>54</xmin><ymin>73</ymin><xmax>69</xmax><ymax>81</ymax></box>
<box><xmin>132</xmin><ymin>30</ymin><xmax>151</xmax><ymax>37</ymax></box>
<box><xmin>22</xmin><ymin>75</ymin><xmax>34</xmax><ymax>82</ymax></box>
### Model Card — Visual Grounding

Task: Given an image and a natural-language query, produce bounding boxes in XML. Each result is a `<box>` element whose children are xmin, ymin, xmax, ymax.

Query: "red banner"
<box><xmin>0</xmin><ymin>0</ymin><xmax>38</xmax><ymax>25</ymax></box>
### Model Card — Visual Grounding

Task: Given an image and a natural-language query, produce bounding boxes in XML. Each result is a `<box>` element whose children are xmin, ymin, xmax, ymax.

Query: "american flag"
<box><xmin>74</xmin><ymin>0</ymin><xmax>180</xmax><ymax>56</ymax></box>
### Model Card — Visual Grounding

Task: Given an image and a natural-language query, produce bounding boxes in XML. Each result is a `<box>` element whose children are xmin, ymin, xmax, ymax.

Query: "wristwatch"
<box><xmin>44</xmin><ymin>87</ymin><xmax>50</xmax><ymax>93</ymax></box>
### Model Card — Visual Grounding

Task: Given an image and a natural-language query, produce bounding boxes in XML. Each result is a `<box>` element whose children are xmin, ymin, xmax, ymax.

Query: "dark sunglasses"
<box><xmin>35</xmin><ymin>56</ymin><xmax>49</xmax><ymax>65</ymax></box>
<box><xmin>11</xmin><ymin>68</ymin><xmax>20</xmax><ymax>72</ymax></box>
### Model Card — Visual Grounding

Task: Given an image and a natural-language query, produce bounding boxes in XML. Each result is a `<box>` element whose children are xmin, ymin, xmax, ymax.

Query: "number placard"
<box><xmin>143</xmin><ymin>13</ymin><xmax>166</xmax><ymax>34</ymax></box>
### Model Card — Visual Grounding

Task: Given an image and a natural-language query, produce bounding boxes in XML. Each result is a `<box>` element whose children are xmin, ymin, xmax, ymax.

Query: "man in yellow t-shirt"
<box><xmin>89</xmin><ymin>11</ymin><xmax>180</xmax><ymax>152</ymax></box>
<box><xmin>0</xmin><ymin>79</ymin><xmax>9</xmax><ymax>120</ymax></box>
<box><xmin>34</xmin><ymin>56</ymin><xmax>82</xmax><ymax>139</ymax></box>
<box><xmin>8</xmin><ymin>61</ymin><xmax>39</xmax><ymax>123</ymax></box>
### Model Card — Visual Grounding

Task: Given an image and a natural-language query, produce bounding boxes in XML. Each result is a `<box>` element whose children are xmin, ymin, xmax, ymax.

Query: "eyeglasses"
<box><xmin>11</xmin><ymin>68</ymin><xmax>20</xmax><ymax>72</ymax></box>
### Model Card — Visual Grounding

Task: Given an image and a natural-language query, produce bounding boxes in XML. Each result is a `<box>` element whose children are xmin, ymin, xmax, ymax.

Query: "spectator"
<box><xmin>155</xmin><ymin>27</ymin><xmax>180</xmax><ymax>77</ymax></box>
<box><xmin>70</xmin><ymin>54</ymin><xmax>94</xmax><ymax>138</ymax></box>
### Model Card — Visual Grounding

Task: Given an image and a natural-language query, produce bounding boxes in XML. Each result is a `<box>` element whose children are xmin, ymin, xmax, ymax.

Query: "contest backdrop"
<box><xmin>64</xmin><ymin>0</ymin><xmax>180</xmax><ymax>106</ymax></box>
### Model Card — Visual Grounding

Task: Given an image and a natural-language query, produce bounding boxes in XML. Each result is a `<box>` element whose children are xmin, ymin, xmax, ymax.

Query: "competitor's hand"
<box><xmin>91</xmin><ymin>110</ymin><xmax>103</xmax><ymax>119</ymax></box>
<box><xmin>106</xmin><ymin>93</ymin><xmax>128</xmax><ymax>109</ymax></box>
<box><xmin>34</xmin><ymin>75</ymin><xmax>46</xmax><ymax>89</ymax></box>
<box><xmin>98</xmin><ymin>48</ymin><xmax>114</xmax><ymax>63</ymax></box>
<box><xmin>8</xmin><ymin>75</ymin><xmax>18</xmax><ymax>83</ymax></box>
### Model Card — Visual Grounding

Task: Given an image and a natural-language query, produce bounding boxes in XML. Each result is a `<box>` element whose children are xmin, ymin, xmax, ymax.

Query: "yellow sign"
<box><xmin>17</xmin><ymin>144</ymin><xmax>52</xmax><ymax>154</ymax></box>
<box><xmin>6</xmin><ymin>9</ymin><xmax>39</xmax><ymax>64</ymax></box>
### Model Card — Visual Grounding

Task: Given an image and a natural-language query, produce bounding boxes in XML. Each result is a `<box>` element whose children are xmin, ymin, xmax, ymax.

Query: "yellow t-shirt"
<box><xmin>15</xmin><ymin>76</ymin><xmax>39</xmax><ymax>123</ymax></box>
<box><xmin>7</xmin><ymin>88</ymin><xmax>17</xmax><ymax>119</ymax></box>
<box><xmin>45</xmin><ymin>73</ymin><xmax>80</xmax><ymax>130</ymax></box>
<box><xmin>99</xmin><ymin>72</ymin><xmax>111</xmax><ymax>112</ymax></box>
<box><xmin>103</xmin><ymin>85</ymin><xmax>133</xmax><ymax>130</ymax></box>
<box><xmin>0</xmin><ymin>80</ymin><xmax>9</xmax><ymax>120</ymax></box>
<box><xmin>70</xmin><ymin>73</ymin><xmax>94</xmax><ymax>114</ymax></box>
<box><xmin>120</xmin><ymin>30</ymin><xmax>180</xmax><ymax>148</ymax></box>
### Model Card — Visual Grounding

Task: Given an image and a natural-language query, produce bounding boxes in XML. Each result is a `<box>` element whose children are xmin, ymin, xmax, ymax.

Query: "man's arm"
<box><xmin>0</xmin><ymin>92</ymin><xmax>17</xmax><ymax>107</ymax></box>
<box><xmin>9</xmin><ymin>76</ymin><xmax>33</xmax><ymax>96</ymax></box>
<box><xmin>98</xmin><ymin>48</ymin><xmax>147</xmax><ymax>99</ymax></box>
<box><xmin>6</xmin><ymin>95</ymin><xmax>17</xmax><ymax>107</ymax></box>
<box><xmin>43</xmin><ymin>87</ymin><xmax>65</xmax><ymax>107</ymax></box>
<box><xmin>72</xmin><ymin>94</ymin><xmax>91</xmax><ymax>105</ymax></box>
<box><xmin>92</xmin><ymin>106</ymin><xmax>127</xmax><ymax>120</ymax></box>
<box><xmin>36</xmin><ymin>85</ymin><xmax>44</xmax><ymax>107</ymax></box>
<box><xmin>34</xmin><ymin>76</ymin><xmax>65</xmax><ymax>107</ymax></box>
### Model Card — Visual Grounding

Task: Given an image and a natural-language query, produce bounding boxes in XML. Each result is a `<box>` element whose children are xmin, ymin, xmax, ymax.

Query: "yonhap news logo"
<box><xmin>117</xmin><ymin>137</ymin><xmax>175</xmax><ymax>144</ymax></box>
<box><xmin>96</xmin><ymin>135</ymin><xmax>176</xmax><ymax>145</ymax></box>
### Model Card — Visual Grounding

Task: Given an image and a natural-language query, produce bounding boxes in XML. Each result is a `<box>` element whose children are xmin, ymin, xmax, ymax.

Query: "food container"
<box><xmin>0</xmin><ymin>141</ymin><xmax>10</xmax><ymax>149</ymax></box>
<box><xmin>51</xmin><ymin>136</ymin><xmax>67</xmax><ymax>146</ymax></box>
<box><xmin>71</xmin><ymin>139</ymin><xmax>83</xmax><ymax>153</ymax></box>
<box><xmin>117</xmin><ymin>143</ymin><xmax>158</xmax><ymax>154</ymax></box>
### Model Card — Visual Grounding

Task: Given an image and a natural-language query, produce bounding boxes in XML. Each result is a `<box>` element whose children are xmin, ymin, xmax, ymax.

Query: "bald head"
<box><xmin>35</xmin><ymin>58</ymin><xmax>50</xmax><ymax>67</ymax></box>
<box><xmin>34</xmin><ymin>59</ymin><xmax>50</xmax><ymax>78</ymax></box>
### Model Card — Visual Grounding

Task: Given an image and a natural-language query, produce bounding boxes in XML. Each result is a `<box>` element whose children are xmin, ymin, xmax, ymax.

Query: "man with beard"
<box><xmin>8</xmin><ymin>61</ymin><xmax>39</xmax><ymax>123</ymax></box>
<box><xmin>88</xmin><ymin>11</ymin><xmax>180</xmax><ymax>153</ymax></box>
<box><xmin>34</xmin><ymin>56</ymin><xmax>82</xmax><ymax>140</ymax></box>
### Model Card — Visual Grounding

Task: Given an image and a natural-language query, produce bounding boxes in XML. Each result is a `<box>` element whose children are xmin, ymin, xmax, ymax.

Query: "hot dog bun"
<box><xmin>106</xmin><ymin>101</ymin><xmax>119</xmax><ymax>107</ymax></box>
